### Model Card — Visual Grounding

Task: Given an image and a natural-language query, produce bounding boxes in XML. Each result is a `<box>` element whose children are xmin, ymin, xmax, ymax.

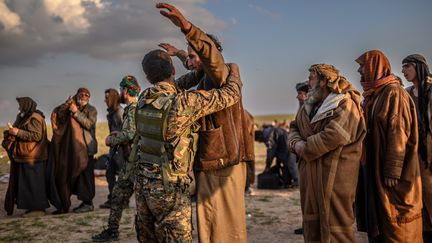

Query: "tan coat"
<box><xmin>289</xmin><ymin>88</ymin><xmax>366</xmax><ymax>242</ymax></box>
<box><xmin>407</xmin><ymin>78</ymin><xmax>432</xmax><ymax>231</ymax></box>
<box><xmin>356</xmin><ymin>82</ymin><xmax>423</xmax><ymax>242</ymax></box>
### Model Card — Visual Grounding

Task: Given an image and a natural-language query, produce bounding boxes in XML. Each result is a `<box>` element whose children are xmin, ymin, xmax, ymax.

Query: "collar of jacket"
<box><xmin>139</xmin><ymin>81</ymin><xmax>177</xmax><ymax>109</ymax></box>
<box><xmin>306</xmin><ymin>92</ymin><xmax>346</xmax><ymax>124</ymax></box>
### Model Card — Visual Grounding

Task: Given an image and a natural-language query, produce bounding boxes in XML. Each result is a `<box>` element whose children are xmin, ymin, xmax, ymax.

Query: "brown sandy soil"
<box><xmin>0</xmin><ymin>142</ymin><xmax>368</xmax><ymax>243</ymax></box>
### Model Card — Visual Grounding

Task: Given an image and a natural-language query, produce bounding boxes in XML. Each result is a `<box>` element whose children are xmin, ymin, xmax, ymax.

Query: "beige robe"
<box><xmin>289</xmin><ymin>90</ymin><xmax>366</xmax><ymax>243</ymax></box>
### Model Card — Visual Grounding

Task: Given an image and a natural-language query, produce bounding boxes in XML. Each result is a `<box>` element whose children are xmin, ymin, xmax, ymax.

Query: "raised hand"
<box><xmin>228</xmin><ymin>63</ymin><xmax>240</xmax><ymax>79</ymax></box>
<box><xmin>69</xmin><ymin>102</ymin><xmax>78</xmax><ymax>113</ymax></box>
<box><xmin>159</xmin><ymin>43</ymin><xmax>180</xmax><ymax>56</ymax></box>
<box><xmin>156</xmin><ymin>3</ymin><xmax>191</xmax><ymax>32</ymax></box>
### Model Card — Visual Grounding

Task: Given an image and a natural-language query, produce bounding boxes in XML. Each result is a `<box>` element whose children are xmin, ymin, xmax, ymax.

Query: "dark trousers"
<box><xmin>271</xmin><ymin>159</ymin><xmax>299</xmax><ymax>186</ymax></box>
<box><xmin>73</xmin><ymin>156</ymin><xmax>95</xmax><ymax>204</ymax></box>
<box><xmin>108</xmin><ymin>171</ymin><xmax>134</xmax><ymax>231</ymax></box>
<box><xmin>286</xmin><ymin>158</ymin><xmax>299</xmax><ymax>185</ymax></box>
<box><xmin>245</xmin><ymin>160</ymin><xmax>255</xmax><ymax>190</ymax></box>
<box><xmin>106</xmin><ymin>148</ymin><xmax>127</xmax><ymax>200</ymax></box>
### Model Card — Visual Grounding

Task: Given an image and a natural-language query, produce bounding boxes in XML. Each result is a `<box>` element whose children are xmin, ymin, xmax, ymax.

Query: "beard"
<box><xmin>305</xmin><ymin>84</ymin><xmax>324</xmax><ymax>105</ymax></box>
<box><xmin>77</xmin><ymin>98</ymin><xmax>88</xmax><ymax>107</ymax></box>
<box><xmin>120</xmin><ymin>94</ymin><xmax>126</xmax><ymax>104</ymax></box>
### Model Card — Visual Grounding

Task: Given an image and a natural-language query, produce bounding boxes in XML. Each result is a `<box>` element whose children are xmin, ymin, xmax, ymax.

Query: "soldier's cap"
<box><xmin>295</xmin><ymin>81</ymin><xmax>309</xmax><ymax>92</ymax></box>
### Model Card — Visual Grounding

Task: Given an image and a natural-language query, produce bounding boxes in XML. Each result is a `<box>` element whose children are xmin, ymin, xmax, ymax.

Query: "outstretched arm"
<box><xmin>157</xmin><ymin>2</ymin><xmax>229</xmax><ymax>87</ymax></box>
<box><xmin>177</xmin><ymin>63</ymin><xmax>241</xmax><ymax>121</ymax></box>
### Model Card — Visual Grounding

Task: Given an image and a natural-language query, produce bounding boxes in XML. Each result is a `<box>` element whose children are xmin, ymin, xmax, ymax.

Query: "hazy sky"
<box><xmin>1</xmin><ymin>0</ymin><xmax>431</xmax><ymax>125</ymax></box>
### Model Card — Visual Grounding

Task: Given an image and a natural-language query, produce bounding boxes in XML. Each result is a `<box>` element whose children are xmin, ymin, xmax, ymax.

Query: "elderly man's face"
<box><xmin>187</xmin><ymin>46</ymin><xmax>202</xmax><ymax>71</ymax></box>
<box><xmin>77</xmin><ymin>92</ymin><xmax>89</xmax><ymax>106</ymax></box>
<box><xmin>306</xmin><ymin>70</ymin><xmax>324</xmax><ymax>105</ymax></box>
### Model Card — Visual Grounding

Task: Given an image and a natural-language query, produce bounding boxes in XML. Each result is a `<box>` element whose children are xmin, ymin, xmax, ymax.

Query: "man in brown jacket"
<box><xmin>288</xmin><ymin>64</ymin><xmax>366</xmax><ymax>242</ymax></box>
<box><xmin>51</xmin><ymin>88</ymin><xmax>98</xmax><ymax>213</ymax></box>
<box><xmin>355</xmin><ymin>50</ymin><xmax>422</xmax><ymax>242</ymax></box>
<box><xmin>158</xmin><ymin>3</ymin><xmax>249</xmax><ymax>242</ymax></box>
<box><xmin>4</xmin><ymin>97</ymin><xmax>50</xmax><ymax>216</ymax></box>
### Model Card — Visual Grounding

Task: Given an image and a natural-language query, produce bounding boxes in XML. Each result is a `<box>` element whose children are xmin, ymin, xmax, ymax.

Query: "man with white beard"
<box><xmin>288</xmin><ymin>64</ymin><xmax>366</xmax><ymax>242</ymax></box>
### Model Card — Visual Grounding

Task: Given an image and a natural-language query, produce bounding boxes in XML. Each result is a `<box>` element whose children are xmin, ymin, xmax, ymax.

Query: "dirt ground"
<box><xmin>0</xmin><ymin>142</ymin><xmax>368</xmax><ymax>243</ymax></box>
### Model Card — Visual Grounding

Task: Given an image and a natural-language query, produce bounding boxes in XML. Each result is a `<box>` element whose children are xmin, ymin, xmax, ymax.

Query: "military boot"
<box><xmin>91</xmin><ymin>228</ymin><xmax>119</xmax><ymax>242</ymax></box>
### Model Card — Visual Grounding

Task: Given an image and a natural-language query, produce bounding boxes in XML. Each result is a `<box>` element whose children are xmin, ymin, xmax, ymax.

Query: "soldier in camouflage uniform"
<box><xmin>92</xmin><ymin>75</ymin><xmax>141</xmax><ymax>242</ymax></box>
<box><xmin>134</xmin><ymin>45</ymin><xmax>241</xmax><ymax>242</ymax></box>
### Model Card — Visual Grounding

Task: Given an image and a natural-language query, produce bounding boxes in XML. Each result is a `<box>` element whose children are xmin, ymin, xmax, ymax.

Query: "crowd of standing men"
<box><xmin>2</xmin><ymin>2</ymin><xmax>432</xmax><ymax>243</ymax></box>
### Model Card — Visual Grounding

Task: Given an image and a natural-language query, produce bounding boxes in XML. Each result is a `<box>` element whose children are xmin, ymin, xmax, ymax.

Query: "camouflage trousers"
<box><xmin>107</xmin><ymin>170</ymin><xmax>135</xmax><ymax>231</ymax></box>
<box><xmin>135</xmin><ymin>175</ymin><xmax>192</xmax><ymax>243</ymax></box>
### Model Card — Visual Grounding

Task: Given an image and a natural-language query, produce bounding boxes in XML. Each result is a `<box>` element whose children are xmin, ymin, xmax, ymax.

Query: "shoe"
<box><xmin>92</xmin><ymin>228</ymin><xmax>119</xmax><ymax>242</ymax></box>
<box><xmin>73</xmin><ymin>203</ymin><xmax>94</xmax><ymax>213</ymax></box>
<box><xmin>245</xmin><ymin>188</ymin><xmax>255</xmax><ymax>196</ymax></box>
<box><xmin>99</xmin><ymin>200</ymin><xmax>111</xmax><ymax>209</ymax></box>
<box><xmin>294</xmin><ymin>227</ymin><xmax>303</xmax><ymax>235</ymax></box>
<box><xmin>52</xmin><ymin>209</ymin><xmax>66</xmax><ymax>215</ymax></box>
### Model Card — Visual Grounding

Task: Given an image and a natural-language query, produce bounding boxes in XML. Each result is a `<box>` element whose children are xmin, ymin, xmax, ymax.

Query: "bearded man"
<box><xmin>92</xmin><ymin>75</ymin><xmax>141</xmax><ymax>242</ymax></box>
<box><xmin>101</xmin><ymin>88</ymin><xmax>124</xmax><ymax>209</ymax></box>
<box><xmin>157</xmin><ymin>3</ymin><xmax>251</xmax><ymax>242</ymax></box>
<box><xmin>402</xmin><ymin>54</ymin><xmax>432</xmax><ymax>242</ymax></box>
<box><xmin>355</xmin><ymin>50</ymin><xmax>422</xmax><ymax>243</ymax></box>
<box><xmin>288</xmin><ymin>64</ymin><xmax>366</xmax><ymax>242</ymax></box>
<box><xmin>50</xmin><ymin>87</ymin><xmax>98</xmax><ymax>213</ymax></box>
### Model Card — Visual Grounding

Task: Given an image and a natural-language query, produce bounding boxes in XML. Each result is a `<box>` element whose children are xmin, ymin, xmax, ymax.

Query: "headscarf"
<box><xmin>356</xmin><ymin>50</ymin><xmax>400</xmax><ymax>109</ymax></box>
<box><xmin>356</xmin><ymin>50</ymin><xmax>391</xmax><ymax>84</ymax></box>
<box><xmin>308</xmin><ymin>64</ymin><xmax>362</xmax><ymax>107</ymax></box>
<box><xmin>105</xmin><ymin>88</ymin><xmax>120</xmax><ymax>111</ymax></box>
<box><xmin>403</xmin><ymin>54</ymin><xmax>431</xmax><ymax>164</ymax></box>
<box><xmin>15</xmin><ymin>97</ymin><xmax>44</xmax><ymax>127</ymax></box>
<box><xmin>120</xmin><ymin>75</ymin><xmax>141</xmax><ymax>97</ymax></box>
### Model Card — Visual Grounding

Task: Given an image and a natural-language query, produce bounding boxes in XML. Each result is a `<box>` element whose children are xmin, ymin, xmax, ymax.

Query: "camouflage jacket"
<box><xmin>135</xmin><ymin>71</ymin><xmax>242</xmax><ymax>178</ymax></box>
<box><xmin>110</xmin><ymin>101</ymin><xmax>137</xmax><ymax>146</ymax></box>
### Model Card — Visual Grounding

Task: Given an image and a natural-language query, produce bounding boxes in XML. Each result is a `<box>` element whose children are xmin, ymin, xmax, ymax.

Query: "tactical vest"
<box><xmin>132</xmin><ymin>93</ymin><xmax>199</xmax><ymax>187</ymax></box>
